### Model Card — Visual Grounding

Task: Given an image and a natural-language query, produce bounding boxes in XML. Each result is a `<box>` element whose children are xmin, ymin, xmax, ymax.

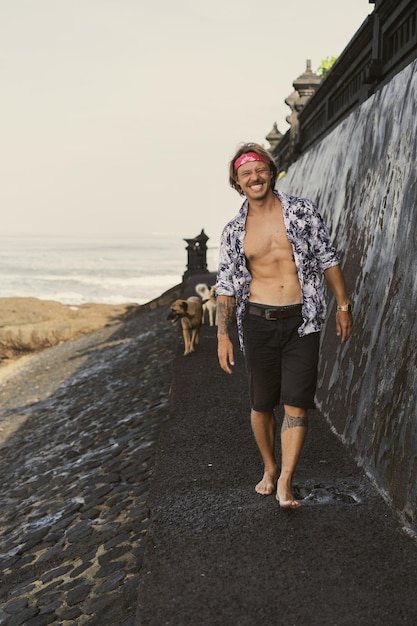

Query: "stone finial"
<box><xmin>269</xmin><ymin>60</ymin><xmax>321</xmax><ymax>170</ymax></box>
<box><xmin>265</xmin><ymin>122</ymin><xmax>283</xmax><ymax>150</ymax></box>
<box><xmin>283</xmin><ymin>60</ymin><xmax>321</xmax><ymax>158</ymax></box>
<box><xmin>293</xmin><ymin>59</ymin><xmax>321</xmax><ymax>99</ymax></box>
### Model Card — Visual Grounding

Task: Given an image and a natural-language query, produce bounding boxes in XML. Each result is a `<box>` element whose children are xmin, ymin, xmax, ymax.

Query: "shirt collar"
<box><xmin>237</xmin><ymin>189</ymin><xmax>286</xmax><ymax>221</ymax></box>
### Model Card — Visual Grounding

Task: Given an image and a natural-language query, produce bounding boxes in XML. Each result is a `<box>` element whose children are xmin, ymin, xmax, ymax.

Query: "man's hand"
<box><xmin>336</xmin><ymin>311</ymin><xmax>353</xmax><ymax>343</ymax></box>
<box><xmin>323</xmin><ymin>266</ymin><xmax>353</xmax><ymax>344</ymax></box>
<box><xmin>216</xmin><ymin>294</ymin><xmax>236</xmax><ymax>372</ymax></box>
<box><xmin>217</xmin><ymin>335</ymin><xmax>235</xmax><ymax>374</ymax></box>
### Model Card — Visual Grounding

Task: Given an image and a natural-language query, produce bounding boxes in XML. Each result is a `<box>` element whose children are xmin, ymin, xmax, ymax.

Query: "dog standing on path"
<box><xmin>167</xmin><ymin>296</ymin><xmax>203</xmax><ymax>356</ymax></box>
<box><xmin>195</xmin><ymin>283</ymin><xmax>217</xmax><ymax>326</ymax></box>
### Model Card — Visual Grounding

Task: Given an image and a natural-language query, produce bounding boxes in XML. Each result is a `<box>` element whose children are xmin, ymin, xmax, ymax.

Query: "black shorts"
<box><xmin>243</xmin><ymin>305</ymin><xmax>320</xmax><ymax>411</ymax></box>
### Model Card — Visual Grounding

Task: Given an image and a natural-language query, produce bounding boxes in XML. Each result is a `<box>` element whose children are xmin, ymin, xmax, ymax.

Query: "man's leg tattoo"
<box><xmin>281</xmin><ymin>412</ymin><xmax>308</xmax><ymax>433</ymax></box>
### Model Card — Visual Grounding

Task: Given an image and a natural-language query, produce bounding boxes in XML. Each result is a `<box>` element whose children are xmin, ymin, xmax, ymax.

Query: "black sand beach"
<box><xmin>2</xmin><ymin>277</ymin><xmax>417</xmax><ymax>625</ymax></box>
<box><xmin>136</xmin><ymin>300</ymin><xmax>417</xmax><ymax>626</ymax></box>
<box><xmin>0</xmin><ymin>303</ymin><xmax>177</xmax><ymax>625</ymax></box>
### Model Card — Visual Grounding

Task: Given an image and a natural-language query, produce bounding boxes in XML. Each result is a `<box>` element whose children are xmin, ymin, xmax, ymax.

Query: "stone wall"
<box><xmin>272</xmin><ymin>0</ymin><xmax>417</xmax><ymax>174</ymax></box>
<box><xmin>277</xmin><ymin>59</ymin><xmax>417</xmax><ymax>529</ymax></box>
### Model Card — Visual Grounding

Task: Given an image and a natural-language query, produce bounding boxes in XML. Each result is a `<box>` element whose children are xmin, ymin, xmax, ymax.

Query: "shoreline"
<box><xmin>0</xmin><ymin>279</ymin><xmax>185</xmax><ymax>365</ymax></box>
<box><xmin>0</xmin><ymin>275</ymin><xmax>212</xmax><ymax>368</ymax></box>
<box><xmin>0</xmin><ymin>296</ymin><xmax>141</xmax><ymax>364</ymax></box>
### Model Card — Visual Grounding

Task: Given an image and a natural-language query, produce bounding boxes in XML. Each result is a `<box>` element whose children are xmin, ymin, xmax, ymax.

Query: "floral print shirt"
<box><xmin>216</xmin><ymin>190</ymin><xmax>341</xmax><ymax>351</ymax></box>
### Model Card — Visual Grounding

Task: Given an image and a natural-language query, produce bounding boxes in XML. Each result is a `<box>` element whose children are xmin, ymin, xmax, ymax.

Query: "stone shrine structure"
<box><xmin>183</xmin><ymin>229</ymin><xmax>209</xmax><ymax>280</ymax></box>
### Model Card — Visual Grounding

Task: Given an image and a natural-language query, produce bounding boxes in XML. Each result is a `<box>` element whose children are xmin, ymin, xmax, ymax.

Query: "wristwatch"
<box><xmin>337</xmin><ymin>303</ymin><xmax>353</xmax><ymax>313</ymax></box>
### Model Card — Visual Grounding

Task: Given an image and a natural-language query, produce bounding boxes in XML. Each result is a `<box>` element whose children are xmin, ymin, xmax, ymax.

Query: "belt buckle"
<box><xmin>264</xmin><ymin>309</ymin><xmax>276</xmax><ymax>320</ymax></box>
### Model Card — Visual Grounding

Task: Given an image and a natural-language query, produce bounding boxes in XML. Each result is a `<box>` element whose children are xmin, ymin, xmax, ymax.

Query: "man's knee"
<box><xmin>251</xmin><ymin>408</ymin><xmax>275</xmax><ymax>420</ymax></box>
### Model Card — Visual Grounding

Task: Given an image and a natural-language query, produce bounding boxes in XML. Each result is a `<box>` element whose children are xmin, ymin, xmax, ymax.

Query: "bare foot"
<box><xmin>255</xmin><ymin>470</ymin><xmax>278</xmax><ymax>495</ymax></box>
<box><xmin>276</xmin><ymin>477</ymin><xmax>300</xmax><ymax>509</ymax></box>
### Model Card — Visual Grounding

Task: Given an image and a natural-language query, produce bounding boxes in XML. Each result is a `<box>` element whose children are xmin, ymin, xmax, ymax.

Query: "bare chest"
<box><xmin>244</xmin><ymin>211</ymin><xmax>293</xmax><ymax>262</ymax></box>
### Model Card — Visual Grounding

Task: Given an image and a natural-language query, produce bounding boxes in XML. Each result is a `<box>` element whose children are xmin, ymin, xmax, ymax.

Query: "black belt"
<box><xmin>247</xmin><ymin>303</ymin><xmax>302</xmax><ymax>320</ymax></box>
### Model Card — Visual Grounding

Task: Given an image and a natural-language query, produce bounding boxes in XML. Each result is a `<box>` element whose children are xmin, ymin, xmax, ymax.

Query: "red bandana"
<box><xmin>234</xmin><ymin>152</ymin><xmax>269</xmax><ymax>172</ymax></box>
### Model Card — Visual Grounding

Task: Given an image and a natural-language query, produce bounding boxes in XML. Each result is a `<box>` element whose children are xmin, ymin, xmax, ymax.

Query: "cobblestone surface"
<box><xmin>0</xmin><ymin>305</ymin><xmax>178</xmax><ymax>625</ymax></box>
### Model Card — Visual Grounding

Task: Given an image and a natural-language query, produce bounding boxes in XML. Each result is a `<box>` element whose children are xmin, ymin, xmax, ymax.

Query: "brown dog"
<box><xmin>167</xmin><ymin>296</ymin><xmax>203</xmax><ymax>356</ymax></box>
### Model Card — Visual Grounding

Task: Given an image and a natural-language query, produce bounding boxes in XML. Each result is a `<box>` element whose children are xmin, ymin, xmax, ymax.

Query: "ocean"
<box><xmin>0</xmin><ymin>234</ymin><xmax>219</xmax><ymax>305</ymax></box>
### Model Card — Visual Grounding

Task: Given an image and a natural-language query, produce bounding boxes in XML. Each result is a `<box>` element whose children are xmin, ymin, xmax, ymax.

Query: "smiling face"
<box><xmin>228</xmin><ymin>143</ymin><xmax>278</xmax><ymax>196</ymax></box>
<box><xmin>235</xmin><ymin>160</ymin><xmax>273</xmax><ymax>202</ymax></box>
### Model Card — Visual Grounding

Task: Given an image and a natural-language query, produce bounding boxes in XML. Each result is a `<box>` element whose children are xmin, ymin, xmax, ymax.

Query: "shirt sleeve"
<box><xmin>215</xmin><ymin>225</ymin><xmax>236</xmax><ymax>297</ymax></box>
<box><xmin>308</xmin><ymin>200</ymin><xmax>341</xmax><ymax>271</ymax></box>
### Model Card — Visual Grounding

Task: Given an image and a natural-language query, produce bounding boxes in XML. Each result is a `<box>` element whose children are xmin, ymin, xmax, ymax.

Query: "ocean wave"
<box><xmin>3</xmin><ymin>272</ymin><xmax>183</xmax><ymax>287</ymax></box>
<box><xmin>0</xmin><ymin>274</ymin><xmax>182</xmax><ymax>305</ymax></box>
<box><xmin>0</xmin><ymin>234</ymin><xmax>217</xmax><ymax>305</ymax></box>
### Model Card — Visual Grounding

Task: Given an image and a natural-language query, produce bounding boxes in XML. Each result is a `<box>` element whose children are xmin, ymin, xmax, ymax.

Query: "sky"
<box><xmin>1</xmin><ymin>0</ymin><xmax>374</xmax><ymax>244</ymax></box>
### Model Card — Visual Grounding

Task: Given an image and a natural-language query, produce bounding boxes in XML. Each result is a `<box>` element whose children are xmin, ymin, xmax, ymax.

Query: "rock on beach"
<box><xmin>0</xmin><ymin>300</ymin><xmax>180</xmax><ymax>624</ymax></box>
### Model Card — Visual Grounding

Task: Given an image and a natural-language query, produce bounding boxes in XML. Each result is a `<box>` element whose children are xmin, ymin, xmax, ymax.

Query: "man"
<box><xmin>216</xmin><ymin>142</ymin><xmax>353</xmax><ymax>509</ymax></box>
